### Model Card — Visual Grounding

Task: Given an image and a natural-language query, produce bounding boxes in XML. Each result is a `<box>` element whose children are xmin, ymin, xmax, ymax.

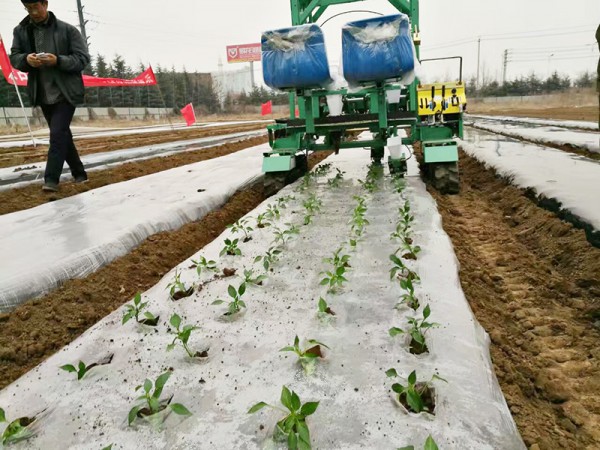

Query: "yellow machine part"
<box><xmin>417</xmin><ymin>82</ymin><xmax>467</xmax><ymax>116</ymax></box>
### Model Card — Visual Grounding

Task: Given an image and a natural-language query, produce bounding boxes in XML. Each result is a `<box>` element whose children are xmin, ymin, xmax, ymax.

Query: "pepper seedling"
<box><xmin>191</xmin><ymin>255</ymin><xmax>218</xmax><ymax>277</ymax></box>
<box><xmin>212</xmin><ymin>283</ymin><xmax>247</xmax><ymax>316</ymax></box>
<box><xmin>395</xmin><ymin>276</ymin><xmax>420</xmax><ymax>311</ymax></box>
<box><xmin>265</xmin><ymin>203</ymin><xmax>281</xmax><ymax>221</ymax></box>
<box><xmin>248</xmin><ymin>386</ymin><xmax>319</xmax><ymax>450</ymax></box>
<box><xmin>254</xmin><ymin>246</ymin><xmax>283</xmax><ymax>272</ymax></box>
<box><xmin>386</xmin><ymin>369</ymin><xmax>446</xmax><ymax>414</ymax></box>
<box><xmin>280</xmin><ymin>335</ymin><xmax>329</xmax><ymax>373</ymax></box>
<box><xmin>327</xmin><ymin>168</ymin><xmax>344</xmax><ymax>188</ymax></box>
<box><xmin>220</xmin><ymin>238</ymin><xmax>242</xmax><ymax>257</ymax></box>
<box><xmin>320</xmin><ymin>266</ymin><xmax>348</xmax><ymax>293</ymax></box>
<box><xmin>272</xmin><ymin>224</ymin><xmax>299</xmax><ymax>246</ymax></box>
<box><xmin>167</xmin><ymin>313</ymin><xmax>205</xmax><ymax>358</ymax></box>
<box><xmin>227</xmin><ymin>218</ymin><xmax>254</xmax><ymax>242</ymax></box>
<box><xmin>314</xmin><ymin>162</ymin><xmax>332</xmax><ymax>177</ymax></box>
<box><xmin>0</xmin><ymin>407</ymin><xmax>36</xmax><ymax>446</ymax></box>
<box><xmin>398</xmin><ymin>434</ymin><xmax>439</xmax><ymax>450</ymax></box>
<box><xmin>240</xmin><ymin>268</ymin><xmax>268</xmax><ymax>286</ymax></box>
<box><xmin>255</xmin><ymin>212</ymin><xmax>272</xmax><ymax>229</ymax></box>
<box><xmin>166</xmin><ymin>269</ymin><xmax>194</xmax><ymax>300</ymax></box>
<box><xmin>317</xmin><ymin>297</ymin><xmax>335</xmax><ymax>316</ymax></box>
<box><xmin>128</xmin><ymin>372</ymin><xmax>192</xmax><ymax>426</ymax></box>
<box><xmin>389</xmin><ymin>255</ymin><xmax>420</xmax><ymax>284</ymax></box>
<box><xmin>389</xmin><ymin>305</ymin><xmax>439</xmax><ymax>354</ymax></box>
<box><xmin>396</xmin><ymin>239</ymin><xmax>421</xmax><ymax>261</ymax></box>
<box><xmin>323</xmin><ymin>247</ymin><xmax>351</xmax><ymax>269</ymax></box>
<box><xmin>122</xmin><ymin>292</ymin><xmax>159</xmax><ymax>326</ymax></box>
<box><xmin>60</xmin><ymin>354</ymin><xmax>114</xmax><ymax>380</ymax></box>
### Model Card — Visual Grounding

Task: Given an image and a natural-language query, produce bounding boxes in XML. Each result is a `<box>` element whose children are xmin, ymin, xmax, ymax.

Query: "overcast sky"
<box><xmin>1</xmin><ymin>0</ymin><xmax>598</xmax><ymax>84</ymax></box>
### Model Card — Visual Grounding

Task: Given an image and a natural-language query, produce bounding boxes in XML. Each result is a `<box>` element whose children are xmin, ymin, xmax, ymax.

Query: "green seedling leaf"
<box><xmin>154</xmin><ymin>372</ymin><xmax>171</xmax><ymax>398</ymax></box>
<box><xmin>0</xmin><ymin>408</ymin><xmax>5</xmax><ymax>423</ymax></box>
<box><xmin>101</xmin><ymin>445</ymin><xmax>113</xmax><ymax>450</ymax></box>
<box><xmin>291</xmin><ymin>391</ymin><xmax>301</xmax><ymax>412</ymax></box>
<box><xmin>406</xmin><ymin>390</ymin><xmax>425</xmax><ymax>413</ymax></box>
<box><xmin>300</xmin><ymin>401</ymin><xmax>319</xmax><ymax>417</ymax></box>
<box><xmin>280</xmin><ymin>346</ymin><xmax>296</xmax><ymax>352</ymax></box>
<box><xmin>288</xmin><ymin>430</ymin><xmax>298</xmax><ymax>449</ymax></box>
<box><xmin>432</xmin><ymin>374</ymin><xmax>448</xmax><ymax>383</ymax></box>
<box><xmin>170</xmin><ymin>314</ymin><xmax>181</xmax><ymax>329</ymax></box>
<box><xmin>227</xmin><ymin>285</ymin><xmax>237</xmax><ymax>298</ymax></box>
<box><xmin>143</xmin><ymin>379</ymin><xmax>153</xmax><ymax>394</ymax></box>
<box><xmin>248</xmin><ymin>402</ymin><xmax>268</xmax><ymax>414</ymax></box>
<box><xmin>128</xmin><ymin>406</ymin><xmax>141</xmax><ymax>426</ymax></box>
<box><xmin>408</xmin><ymin>370</ymin><xmax>417</xmax><ymax>386</ymax></box>
<box><xmin>386</xmin><ymin>368</ymin><xmax>399</xmax><ymax>378</ymax></box>
<box><xmin>60</xmin><ymin>364</ymin><xmax>77</xmax><ymax>374</ymax></box>
<box><xmin>212</xmin><ymin>300</ymin><xmax>225</xmax><ymax>305</ymax></box>
<box><xmin>170</xmin><ymin>403</ymin><xmax>192</xmax><ymax>416</ymax></box>
<box><xmin>389</xmin><ymin>327</ymin><xmax>404</xmax><ymax>337</ymax></box>
<box><xmin>424</xmin><ymin>435</ymin><xmax>439</xmax><ymax>450</ymax></box>
<box><xmin>280</xmin><ymin>386</ymin><xmax>293</xmax><ymax>411</ymax></box>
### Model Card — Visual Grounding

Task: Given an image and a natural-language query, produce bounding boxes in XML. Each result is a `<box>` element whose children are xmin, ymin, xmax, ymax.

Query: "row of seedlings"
<box><xmin>246</xmin><ymin>163</ymin><xmax>337</xmax><ymax>449</ymax></box>
<box><xmin>386</xmin><ymin>173</ymin><xmax>442</xmax><ymax>449</ymax></box>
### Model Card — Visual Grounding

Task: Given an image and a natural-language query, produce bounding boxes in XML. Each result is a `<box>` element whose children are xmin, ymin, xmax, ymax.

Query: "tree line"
<box><xmin>467</xmin><ymin>71</ymin><xmax>596</xmax><ymax>97</ymax></box>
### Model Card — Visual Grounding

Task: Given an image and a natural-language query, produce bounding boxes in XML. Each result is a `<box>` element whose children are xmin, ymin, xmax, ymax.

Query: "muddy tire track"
<box><xmin>431</xmin><ymin>152</ymin><xmax>600</xmax><ymax>449</ymax></box>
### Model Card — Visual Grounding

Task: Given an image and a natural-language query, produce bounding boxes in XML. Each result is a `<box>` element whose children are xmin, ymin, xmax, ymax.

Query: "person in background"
<box><xmin>10</xmin><ymin>0</ymin><xmax>90</xmax><ymax>192</ymax></box>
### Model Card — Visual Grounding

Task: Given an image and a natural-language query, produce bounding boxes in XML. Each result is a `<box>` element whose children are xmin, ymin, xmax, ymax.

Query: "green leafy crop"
<box><xmin>395</xmin><ymin>276</ymin><xmax>420</xmax><ymax>311</ymax></box>
<box><xmin>398</xmin><ymin>434</ymin><xmax>439</xmax><ymax>450</ymax></box>
<box><xmin>128</xmin><ymin>372</ymin><xmax>192</xmax><ymax>426</ymax></box>
<box><xmin>248</xmin><ymin>386</ymin><xmax>319</xmax><ymax>450</ymax></box>
<box><xmin>212</xmin><ymin>283</ymin><xmax>247</xmax><ymax>316</ymax></box>
<box><xmin>166</xmin><ymin>269</ymin><xmax>193</xmax><ymax>300</ymax></box>
<box><xmin>319</xmin><ymin>266</ymin><xmax>348</xmax><ymax>293</ymax></box>
<box><xmin>254</xmin><ymin>246</ymin><xmax>283</xmax><ymax>272</ymax></box>
<box><xmin>389</xmin><ymin>305</ymin><xmax>439</xmax><ymax>354</ymax></box>
<box><xmin>240</xmin><ymin>268</ymin><xmax>268</xmax><ymax>286</ymax></box>
<box><xmin>191</xmin><ymin>256</ymin><xmax>218</xmax><ymax>277</ymax></box>
<box><xmin>167</xmin><ymin>314</ymin><xmax>201</xmax><ymax>358</ymax></box>
<box><xmin>317</xmin><ymin>297</ymin><xmax>335</xmax><ymax>316</ymax></box>
<box><xmin>122</xmin><ymin>292</ymin><xmax>158</xmax><ymax>326</ymax></box>
<box><xmin>220</xmin><ymin>238</ymin><xmax>242</xmax><ymax>257</ymax></box>
<box><xmin>227</xmin><ymin>218</ymin><xmax>254</xmax><ymax>242</ymax></box>
<box><xmin>60</xmin><ymin>354</ymin><xmax>113</xmax><ymax>381</ymax></box>
<box><xmin>0</xmin><ymin>407</ymin><xmax>35</xmax><ymax>445</ymax></box>
<box><xmin>386</xmin><ymin>369</ymin><xmax>446</xmax><ymax>414</ymax></box>
<box><xmin>389</xmin><ymin>254</ymin><xmax>420</xmax><ymax>284</ymax></box>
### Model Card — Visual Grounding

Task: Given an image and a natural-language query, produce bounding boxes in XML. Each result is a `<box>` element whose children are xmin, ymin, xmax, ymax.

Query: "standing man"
<box><xmin>10</xmin><ymin>0</ymin><xmax>90</xmax><ymax>192</ymax></box>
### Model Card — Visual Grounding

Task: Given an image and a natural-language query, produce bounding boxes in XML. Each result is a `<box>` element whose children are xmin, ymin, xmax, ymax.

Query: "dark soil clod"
<box><xmin>171</xmin><ymin>287</ymin><xmax>194</xmax><ymax>301</ymax></box>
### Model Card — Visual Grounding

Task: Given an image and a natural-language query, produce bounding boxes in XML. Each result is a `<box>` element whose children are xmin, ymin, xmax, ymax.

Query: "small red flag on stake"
<box><xmin>261</xmin><ymin>100</ymin><xmax>273</xmax><ymax>116</ymax></box>
<box><xmin>180</xmin><ymin>103</ymin><xmax>196</xmax><ymax>126</ymax></box>
<box><xmin>294</xmin><ymin>107</ymin><xmax>299</xmax><ymax>117</ymax></box>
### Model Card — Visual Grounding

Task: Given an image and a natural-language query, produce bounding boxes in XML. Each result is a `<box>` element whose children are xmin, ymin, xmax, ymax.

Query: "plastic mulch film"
<box><xmin>261</xmin><ymin>24</ymin><xmax>332</xmax><ymax>90</ymax></box>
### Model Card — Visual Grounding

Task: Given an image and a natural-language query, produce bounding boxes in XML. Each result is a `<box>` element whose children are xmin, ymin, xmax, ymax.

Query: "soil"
<box><xmin>0</xmin><ymin>122</ymin><xmax>266</xmax><ymax>169</ymax></box>
<box><xmin>430</xmin><ymin>151</ymin><xmax>600</xmax><ymax>449</ymax></box>
<box><xmin>0</xmin><ymin>152</ymin><xmax>331</xmax><ymax>391</ymax></box>
<box><xmin>469</xmin><ymin>105</ymin><xmax>598</xmax><ymax>123</ymax></box>
<box><xmin>0</xmin><ymin>135</ymin><xmax>268</xmax><ymax>217</ymax></box>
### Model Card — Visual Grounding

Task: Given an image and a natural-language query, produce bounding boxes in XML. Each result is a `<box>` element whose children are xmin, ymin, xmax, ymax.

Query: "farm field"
<box><xmin>0</xmin><ymin>107</ymin><xmax>598</xmax><ymax>449</ymax></box>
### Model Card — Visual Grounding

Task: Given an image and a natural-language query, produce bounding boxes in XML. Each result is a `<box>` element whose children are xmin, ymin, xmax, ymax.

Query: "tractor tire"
<box><xmin>263</xmin><ymin>172</ymin><xmax>287</xmax><ymax>197</ymax></box>
<box><xmin>431</xmin><ymin>162</ymin><xmax>459</xmax><ymax>194</ymax></box>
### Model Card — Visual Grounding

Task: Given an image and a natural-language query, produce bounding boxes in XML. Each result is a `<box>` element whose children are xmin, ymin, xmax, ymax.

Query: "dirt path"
<box><xmin>431</xmin><ymin>153</ymin><xmax>600</xmax><ymax>449</ymax></box>
<box><xmin>0</xmin><ymin>123</ymin><xmax>266</xmax><ymax>168</ymax></box>
<box><xmin>0</xmin><ymin>135</ymin><xmax>268</xmax><ymax>217</ymax></box>
<box><xmin>469</xmin><ymin>106</ymin><xmax>597</xmax><ymax>123</ymax></box>
<box><xmin>0</xmin><ymin>152</ymin><xmax>331</xmax><ymax>391</ymax></box>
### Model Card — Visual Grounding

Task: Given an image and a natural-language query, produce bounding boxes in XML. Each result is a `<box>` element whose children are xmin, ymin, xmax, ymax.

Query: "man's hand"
<box><xmin>38</xmin><ymin>53</ymin><xmax>58</xmax><ymax>67</ymax></box>
<box><xmin>26</xmin><ymin>53</ymin><xmax>42</xmax><ymax>68</ymax></box>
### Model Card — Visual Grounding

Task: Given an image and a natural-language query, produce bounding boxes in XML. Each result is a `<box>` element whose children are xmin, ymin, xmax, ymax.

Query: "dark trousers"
<box><xmin>40</xmin><ymin>102</ymin><xmax>86</xmax><ymax>184</ymax></box>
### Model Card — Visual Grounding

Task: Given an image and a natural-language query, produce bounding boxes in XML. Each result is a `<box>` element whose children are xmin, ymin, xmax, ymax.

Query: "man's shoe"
<box><xmin>42</xmin><ymin>182</ymin><xmax>59</xmax><ymax>192</ymax></box>
<box><xmin>74</xmin><ymin>174</ymin><xmax>88</xmax><ymax>183</ymax></box>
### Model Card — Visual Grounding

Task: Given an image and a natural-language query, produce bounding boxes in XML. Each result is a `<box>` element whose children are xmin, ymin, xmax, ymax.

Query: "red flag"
<box><xmin>0</xmin><ymin>34</ymin><xmax>156</xmax><ymax>87</ymax></box>
<box><xmin>294</xmin><ymin>107</ymin><xmax>299</xmax><ymax>117</ymax></box>
<box><xmin>180</xmin><ymin>103</ymin><xmax>196</xmax><ymax>126</ymax></box>
<box><xmin>261</xmin><ymin>100</ymin><xmax>272</xmax><ymax>116</ymax></box>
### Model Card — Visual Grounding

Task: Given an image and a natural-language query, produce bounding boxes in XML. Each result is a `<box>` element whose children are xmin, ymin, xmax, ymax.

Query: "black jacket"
<box><xmin>10</xmin><ymin>12</ymin><xmax>90</xmax><ymax>106</ymax></box>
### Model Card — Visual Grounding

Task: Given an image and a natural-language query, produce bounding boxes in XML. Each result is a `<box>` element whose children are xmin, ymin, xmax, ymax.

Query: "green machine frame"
<box><xmin>262</xmin><ymin>0</ymin><xmax>462</xmax><ymax>194</ymax></box>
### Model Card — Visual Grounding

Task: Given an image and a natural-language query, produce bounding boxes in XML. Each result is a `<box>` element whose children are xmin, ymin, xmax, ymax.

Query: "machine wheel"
<box><xmin>263</xmin><ymin>153</ymin><xmax>308</xmax><ymax>197</ymax></box>
<box><xmin>263</xmin><ymin>172</ymin><xmax>287</xmax><ymax>197</ymax></box>
<box><xmin>430</xmin><ymin>162</ymin><xmax>459</xmax><ymax>194</ymax></box>
<box><xmin>370</xmin><ymin>147</ymin><xmax>384</xmax><ymax>166</ymax></box>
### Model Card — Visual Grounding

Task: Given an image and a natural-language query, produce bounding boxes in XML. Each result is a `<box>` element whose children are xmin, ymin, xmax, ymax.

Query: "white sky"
<box><xmin>1</xmin><ymin>0</ymin><xmax>599</xmax><ymax>83</ymax></box>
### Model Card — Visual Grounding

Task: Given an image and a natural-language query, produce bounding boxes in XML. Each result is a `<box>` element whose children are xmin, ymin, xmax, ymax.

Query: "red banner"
<box><xmin>261</xmin><ymin>100</ymin><xmax>272</xmax><ymax>116</ymax></box>
<box><xmin>0</xmin><ymin>34</ymin><xmax>157</xmax><ymax>87</ymax></box>
<box><xmin>180</xmin><ymin>103</ymin><xmax>196</xmax><ymax>126</ymax></box>
<box><xmin>226</xmin><ymin>43</ymin><xmax>261</xmax><ymax>64</ymax></box>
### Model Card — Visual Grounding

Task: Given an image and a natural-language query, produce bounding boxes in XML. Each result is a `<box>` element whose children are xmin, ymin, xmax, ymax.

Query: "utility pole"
<box><xmin>502</xmin><ymin>49</ymin><xmax>508</xmax><ymax>84</ymax></box>
<box><xmin>76</xmin><ymin>0</ymin><xmax>90</xmax><ymax>52</ymax></box>
<box><xmin>476</xmin><ymin>37</ymin><xmax>481</xmax><ymax>91</ymax></box>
